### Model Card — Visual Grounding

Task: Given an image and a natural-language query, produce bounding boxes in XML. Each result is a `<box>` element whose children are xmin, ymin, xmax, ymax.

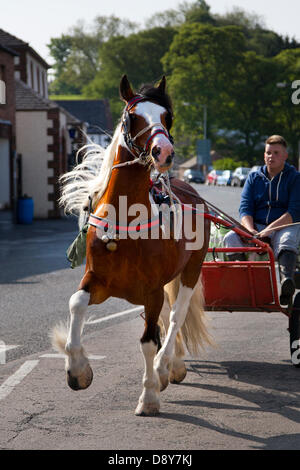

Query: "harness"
<box><xmin>120</xmin><ymin>95</ymin><xmax>174</xmax><ymax>163</ymax></box>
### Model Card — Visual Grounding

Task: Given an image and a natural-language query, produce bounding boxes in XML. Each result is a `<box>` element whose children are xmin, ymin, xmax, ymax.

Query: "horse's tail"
<box><xmin>50</xmin><ymin>322</ymin><xmax>69</xmax><ymax>354</ymax></box>
<box><xmin>164</xmin><ymin>274</ymin><xmax>213</xmax><ymax>357</ymax></box>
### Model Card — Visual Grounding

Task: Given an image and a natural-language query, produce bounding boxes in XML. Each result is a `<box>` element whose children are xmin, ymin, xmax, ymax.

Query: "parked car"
<box><xmin>183</xmin><ymin>169</ymin><xmax>205</xmax><ymax>184</ymax></box>
<box><xmin>206</xmin><ymin>169</ymin><xmax>223</xmax><ymax>185</ymax></box>
<box><xmin>249</xmin><ymin>165</ymin><xmax>261</xmax><ymax>174</ymax></box>
<box><xmin>217</xmin><ymin>170</ymin><xmax>232</xmax><ymax>186</ymax></box>
<box><xmin>231</xmin><ymin>167</ymin><xmax>251</xmax><ymax>187</ymax></box>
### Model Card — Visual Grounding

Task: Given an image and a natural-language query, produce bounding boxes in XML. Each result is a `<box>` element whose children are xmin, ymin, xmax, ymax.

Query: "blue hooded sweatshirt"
<box><xmin>239</xmin><ymin>162</ymin><xmax>300</xmax><ymax>225</ymax></box>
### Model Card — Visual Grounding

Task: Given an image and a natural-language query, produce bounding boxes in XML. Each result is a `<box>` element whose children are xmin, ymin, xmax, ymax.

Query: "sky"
<box><xmin>1</xmin><ymin>0</ymin><xmax>300</xmax><ymax>65</ymax></box>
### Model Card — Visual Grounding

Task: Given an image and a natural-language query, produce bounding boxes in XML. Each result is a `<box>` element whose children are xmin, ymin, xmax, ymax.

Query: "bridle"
<box><xmin>119</xmin><ymin>95</ymin><xmax>174</xmax><ymax>165</ymax></box>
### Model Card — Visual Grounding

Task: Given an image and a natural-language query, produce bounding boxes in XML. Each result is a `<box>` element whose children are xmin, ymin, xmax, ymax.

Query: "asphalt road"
<box><xmin>1</xmin><ymin>185</ymin><xmax>300</xmax><ymax>451</ymax></box>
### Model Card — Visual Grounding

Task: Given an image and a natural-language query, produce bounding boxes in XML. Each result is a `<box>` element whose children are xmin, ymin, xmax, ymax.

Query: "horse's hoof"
<box><xmin>169</xmin><ymin>364</ymin><xmax>187</xmax><ymax>384</ymax></box>
<box><xmin>67</xmin><ymin>364</ymin><xmax>93</xmax><ymax>391</ymax></box>
<box><xmin>135</xmin><ymin>402</ymin><xmax>160</xmax><ymax>416</ymax></box>
<box><xmin>159</xmin><ymin>373</ymin><xmax>169</xmax><ymax>392</ymax></box>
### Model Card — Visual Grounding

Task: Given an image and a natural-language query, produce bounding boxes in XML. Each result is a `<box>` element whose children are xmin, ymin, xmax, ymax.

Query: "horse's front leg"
<box><xmin>135</xmin><ymin>289</ymin><xmax>164</xmax><ymax>416</ymax></box>
<box><xmin>52</xmin><ymin>273</ymin><xmax>108</xmax><ymax>391</ymax></box>
<box><xmin>51</xmin><ymin>289</ymin><xmax>93</xmax><ymax>390</ymax></box>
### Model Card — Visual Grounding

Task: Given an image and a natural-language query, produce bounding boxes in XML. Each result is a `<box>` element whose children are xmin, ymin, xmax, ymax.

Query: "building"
<box><xmin>54</xmin><ymin>99</ymin><xmax>113</xmax><ymax>149</ymax></box>
<box><xmin>15</xmin><ymin>79</ymin><xmax>84</xmax><ymax>218</ymax></box>
<box><xmin>0</xmin><ymin>29</ymin><xmax>86</xmax><ymax>218</ymax></box>
<box><xmin>0</xmin><ymin>43</ymin><xmax>18</xmax><ymax>210</ymax></box>
<box><xmin>0</xmin><ymin>28</ymin><xmax>49</xmax><ymax>99</ymax></box>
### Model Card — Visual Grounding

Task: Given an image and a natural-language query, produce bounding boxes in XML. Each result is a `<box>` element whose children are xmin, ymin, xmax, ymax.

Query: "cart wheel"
<box><xmin>289</xmin><ymin>292</ymin><xmax>300</xmax><ymax>368</ymax></box>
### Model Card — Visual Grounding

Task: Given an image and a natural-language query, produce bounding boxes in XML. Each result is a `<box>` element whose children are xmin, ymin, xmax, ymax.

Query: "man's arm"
<box><xmin>241</xmin><ymin>215</ymin><xmax>259</xmax><ymax>235</ymax></box>
<box><xmin>257</xmin><ymin>212</ymin><xmax>293</xmax><ymax>238</ymax></box>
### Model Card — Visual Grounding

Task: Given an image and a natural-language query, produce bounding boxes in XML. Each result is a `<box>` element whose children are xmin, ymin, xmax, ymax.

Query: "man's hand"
<box><xmin>256</xmin><ymin>227</ymin><xmax>274</xmax><ymax>238</ymax></box>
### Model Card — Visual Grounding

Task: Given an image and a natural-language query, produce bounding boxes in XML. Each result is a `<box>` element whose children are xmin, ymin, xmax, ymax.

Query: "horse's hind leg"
<box><xmin>135</xmin><ymin>289</ymin><xmax>164</xmax><ymax>416</ymax></box>
<box><xmin>155</xmin><ymin>282</ymin><xmax>194</xmax><ymax>391</ymax></box>
<box><xmin>159</xmin><ymin>289</ymin><xmax>187</xmax><ymax>384</ymax></box>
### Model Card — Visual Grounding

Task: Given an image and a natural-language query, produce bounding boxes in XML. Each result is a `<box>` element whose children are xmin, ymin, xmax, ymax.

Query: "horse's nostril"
<box><xmin>152</xmin><ymin>146</ymin><xmax>161</xmax><ymax>159</ymax></box>
<box><xmin>166</xmin><ymin>152</ymin><xmax>175</xmax><ymax>165</ymax></box>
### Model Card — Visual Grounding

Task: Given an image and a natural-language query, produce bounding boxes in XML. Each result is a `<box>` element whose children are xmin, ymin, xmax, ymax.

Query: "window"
<box><xmin>0</xmin><ymin>65</ymin><xmax>6</xmax><ymax>105</ymax></box>
<box><xmin>30</xmin><ymin>61</ymin><xmax>34</xmax><ymax>89</ymax></box>
<box><xmin>37</xmin><ymin>66</ymin><xmax>40</xmax><ymax>94</ymax></box>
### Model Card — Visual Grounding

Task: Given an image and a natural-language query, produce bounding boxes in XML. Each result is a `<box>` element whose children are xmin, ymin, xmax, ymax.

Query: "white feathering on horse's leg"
<box><xmin>51</xmin><ymin>290</ymin><xmax>93</xmax><ymax>391</ymax></box>
<box><xmin>135</xmin><ymin>341</ymin><xmax>160</xmax><ymax>416</ymax></box>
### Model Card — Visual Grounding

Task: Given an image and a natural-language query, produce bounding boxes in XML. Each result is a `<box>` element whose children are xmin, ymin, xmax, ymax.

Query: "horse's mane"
<box><xmin>59</xmin><ymin>123</ymin><xmax>121</xmax><ymax>221</ymax></box>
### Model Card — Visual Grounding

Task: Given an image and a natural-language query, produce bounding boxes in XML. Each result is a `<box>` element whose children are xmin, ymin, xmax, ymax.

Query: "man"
<box><xmin>224</xmin><ymin>135</ymin><xmax>300</xmax><ymax>305</ymax></box>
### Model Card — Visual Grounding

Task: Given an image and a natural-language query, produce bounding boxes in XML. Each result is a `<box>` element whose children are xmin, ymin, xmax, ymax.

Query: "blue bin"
<box><xmin>17</xmin><ymin>197</ymin><xmax>34</xmax><ymax>224</ymax></box>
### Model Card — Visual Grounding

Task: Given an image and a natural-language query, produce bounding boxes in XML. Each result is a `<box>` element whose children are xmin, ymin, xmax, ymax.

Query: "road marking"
<box><xmin>85</xmin><ymin>306</ymin><xmax>143</xmax><ymax>325</ymax></box>
<box><xmin>0</xmin><ymin>360</ymin><xmax>39</xmax><ymax>401</ymax></box>
<box><xmin>0</xmin><ymin>345</ymin><xmax>19</xmax><ymax>352</ymax></box>
<box><xmin>40</xmin><ymin>353</ymin><xmax>106</xmax><ymax>360</ymax></box>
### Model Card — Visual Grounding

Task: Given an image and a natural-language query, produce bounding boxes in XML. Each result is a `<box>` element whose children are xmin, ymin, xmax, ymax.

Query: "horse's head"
<box><xmin>120</xmin><ymin>75</ymin><xmax>175</xmax><ymax>173</ymax></box>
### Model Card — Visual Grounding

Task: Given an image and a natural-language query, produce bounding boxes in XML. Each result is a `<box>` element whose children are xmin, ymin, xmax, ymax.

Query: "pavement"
<box><xmin>1</xmin><ymin>203</ymin><xmax>300</xmax><ymax>451</ymax></box>
<box><xmin>1</xmin><ymin>307</ymin><xmax>300</xmax><ymax>451</ymax></box>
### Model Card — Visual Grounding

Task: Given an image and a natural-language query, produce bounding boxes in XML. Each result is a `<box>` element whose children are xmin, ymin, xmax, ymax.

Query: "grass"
<box><xmin>49</xmin><ymin>94</ymin><xmax>88</xmax><ymax>100</ymax></box>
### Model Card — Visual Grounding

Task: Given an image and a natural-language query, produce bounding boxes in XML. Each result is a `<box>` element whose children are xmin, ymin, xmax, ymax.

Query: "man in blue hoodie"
<box><xmin>224</xmin><ymin>135</ymin><xmax>300</xmax><ymax>305</ymax></box>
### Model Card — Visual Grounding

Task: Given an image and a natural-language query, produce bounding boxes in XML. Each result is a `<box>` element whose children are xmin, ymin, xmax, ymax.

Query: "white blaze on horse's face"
<box><xmin>136</xmin><ymin>101</ymin><xmax>174</xmax><ymax>172</ymax></box>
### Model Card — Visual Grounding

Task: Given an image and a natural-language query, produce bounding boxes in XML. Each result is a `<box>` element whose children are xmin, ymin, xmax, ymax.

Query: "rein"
<box><xmin>120</xmin><ymin>95</ymin><xmax>173</xmax><ymax>164</ymax></box>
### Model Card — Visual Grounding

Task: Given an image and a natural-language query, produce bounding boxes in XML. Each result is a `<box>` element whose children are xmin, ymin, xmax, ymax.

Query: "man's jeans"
<box><xmin>223</xmin><ymin>223</ymin><xmax>300</xmax><ymax>259</ymax></box>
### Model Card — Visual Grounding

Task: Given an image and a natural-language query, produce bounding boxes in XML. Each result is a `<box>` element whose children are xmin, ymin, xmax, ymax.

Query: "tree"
<box><xmin>272</xmin><ymin>49</ymin><xmax>300</xmax><ymax>165</ymax></box>
<box><xmin>162</xmin><ymin>23</ymin><xmax>246</xmax><ymax>158</ymax></box>
<box><xmin>84</xmin><ymin>27</ymin><xmax>177</xmax><ymax>123</ymax></box>
<box><xmin>48</xmin><ymin>15</ymin><xmax>138</xmax><ymax>95</ymax></box>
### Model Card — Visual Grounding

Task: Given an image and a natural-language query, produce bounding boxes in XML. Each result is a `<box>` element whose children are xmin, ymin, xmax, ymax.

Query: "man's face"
<box><xmin>264</xmin><ymin>143</ymin><xmax>288</xmax><ymax>174</ymax></box>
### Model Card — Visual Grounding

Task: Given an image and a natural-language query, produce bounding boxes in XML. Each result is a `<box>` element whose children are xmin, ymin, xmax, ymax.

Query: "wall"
<box><xmin>26</xmin><ymin>53</ymin><xmax>48</xmax><ymax>98</ymax></box>
<box><xmin>16</xmin><ymin>110</ymin><xmax>53</xmax><ymax>218</ymax></box>
<box><xmin>0</xmin><ymin>49</ymin><xmax>16</xmax><ymax>129</ymax></box>
<box><xmin>0</xmin><ymin>138</ymin><xmax>10</xmax><ymax>208</ymax></box>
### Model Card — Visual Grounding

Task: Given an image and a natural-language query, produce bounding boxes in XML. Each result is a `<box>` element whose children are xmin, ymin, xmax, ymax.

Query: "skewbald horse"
<box><xmin>52</xmin><ymin>75</ymin><xmax>211</xmax><ymax>415</ymax></box>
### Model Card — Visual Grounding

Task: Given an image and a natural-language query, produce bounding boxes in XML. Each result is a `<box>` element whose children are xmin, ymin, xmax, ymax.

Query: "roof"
<box><xmin>15</xmin><ymin>79</ymin><xmax>55</xmax><ymax>111</ymax></box>
<box><xmin>0</xmin><ymin>43</ymin><xmax>19</xmax><ymax>56</ymax></box>
<box><xmin>15</xmin><ymin>79</ymin><xmax>80</xmax><ymax>123</ymax></box>
<box><xmin>0</xmin><ymin>29</ymin><xmax>28</xmax><ymax>47</ymax></box>
<box><xmin>179</xmin><ymin>156</ymin><xmax>198</xmax><ymax>168</ymax></box>
<box><xmin>0</xmin><ymin>28</ymin><xmax>50</xmax><ymax>69</ymax></box>
<box><xmin>54</xmin><ymin>99</ymin><xmax>113</xmax><ymax>134</ymax></box>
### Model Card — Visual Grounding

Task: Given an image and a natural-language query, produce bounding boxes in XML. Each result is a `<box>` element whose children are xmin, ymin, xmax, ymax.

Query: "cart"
<box><xmin>202</xmin><ymin>212</ymin><xmax>300</xmax><ymax>367</ymax></box>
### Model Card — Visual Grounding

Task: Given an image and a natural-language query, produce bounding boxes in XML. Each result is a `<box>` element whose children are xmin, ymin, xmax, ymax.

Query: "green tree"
<box><xmin>48</xmin><ymin>15</ymin><xmax>138</xmax><ymax>95</ymax></box>
<box><xmin>162</xmin><ymin>23</ymin><xmax>246</xmax><ymax>158</ymax></box>
<box><xmin>84</xmin><ymin>27</ymin><xmax>177</xmax><ymax>123</ymax></box>
<box><xmin>272</xmin><ymin>49</ymin><xmax>300</xmax><ymax>165</ymax></box>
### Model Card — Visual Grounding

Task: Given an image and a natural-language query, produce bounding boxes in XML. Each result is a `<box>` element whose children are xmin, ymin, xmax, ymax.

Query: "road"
<box><xmin>0</xmin><ymin>185</ymin><xmax>300</xmax><ymax>451</ymax></box>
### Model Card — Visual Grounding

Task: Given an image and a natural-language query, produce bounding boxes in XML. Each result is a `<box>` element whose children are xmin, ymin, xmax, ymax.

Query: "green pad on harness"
<box><xmin>66</xmin><ymin>224</ymin><xmax>89</xmax><ymax>268</ymax></box>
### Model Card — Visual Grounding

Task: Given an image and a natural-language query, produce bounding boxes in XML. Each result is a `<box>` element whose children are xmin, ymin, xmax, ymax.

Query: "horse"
<box><xmin>52</xmin><ymin>75</ymin><xmax>212</xmax><ymax>416</ymax></box>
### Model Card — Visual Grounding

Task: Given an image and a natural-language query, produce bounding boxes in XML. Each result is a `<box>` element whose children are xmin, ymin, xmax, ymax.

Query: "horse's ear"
<box><xmin>120</xmin><ymin>75</ymin><xmax>134</xmax><ymax>103</ymax></box>
<box><xmin>157</xmin><ymin>76</ymin><xmax>166</xmax><ymax>94</ymax></box>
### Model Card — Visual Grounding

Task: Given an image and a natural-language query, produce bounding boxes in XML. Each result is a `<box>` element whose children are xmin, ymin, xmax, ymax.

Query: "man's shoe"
<box><xmin>278</xmin><ymin>250</ymin><xmax>297</xmax><ymax>305</ymax></box>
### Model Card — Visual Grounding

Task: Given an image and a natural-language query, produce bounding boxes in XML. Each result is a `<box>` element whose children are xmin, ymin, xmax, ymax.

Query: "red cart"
<box><xmin>202</xmin><ymin>212</ymin><xmax>300</xmax><ymax>367</ymax></box>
